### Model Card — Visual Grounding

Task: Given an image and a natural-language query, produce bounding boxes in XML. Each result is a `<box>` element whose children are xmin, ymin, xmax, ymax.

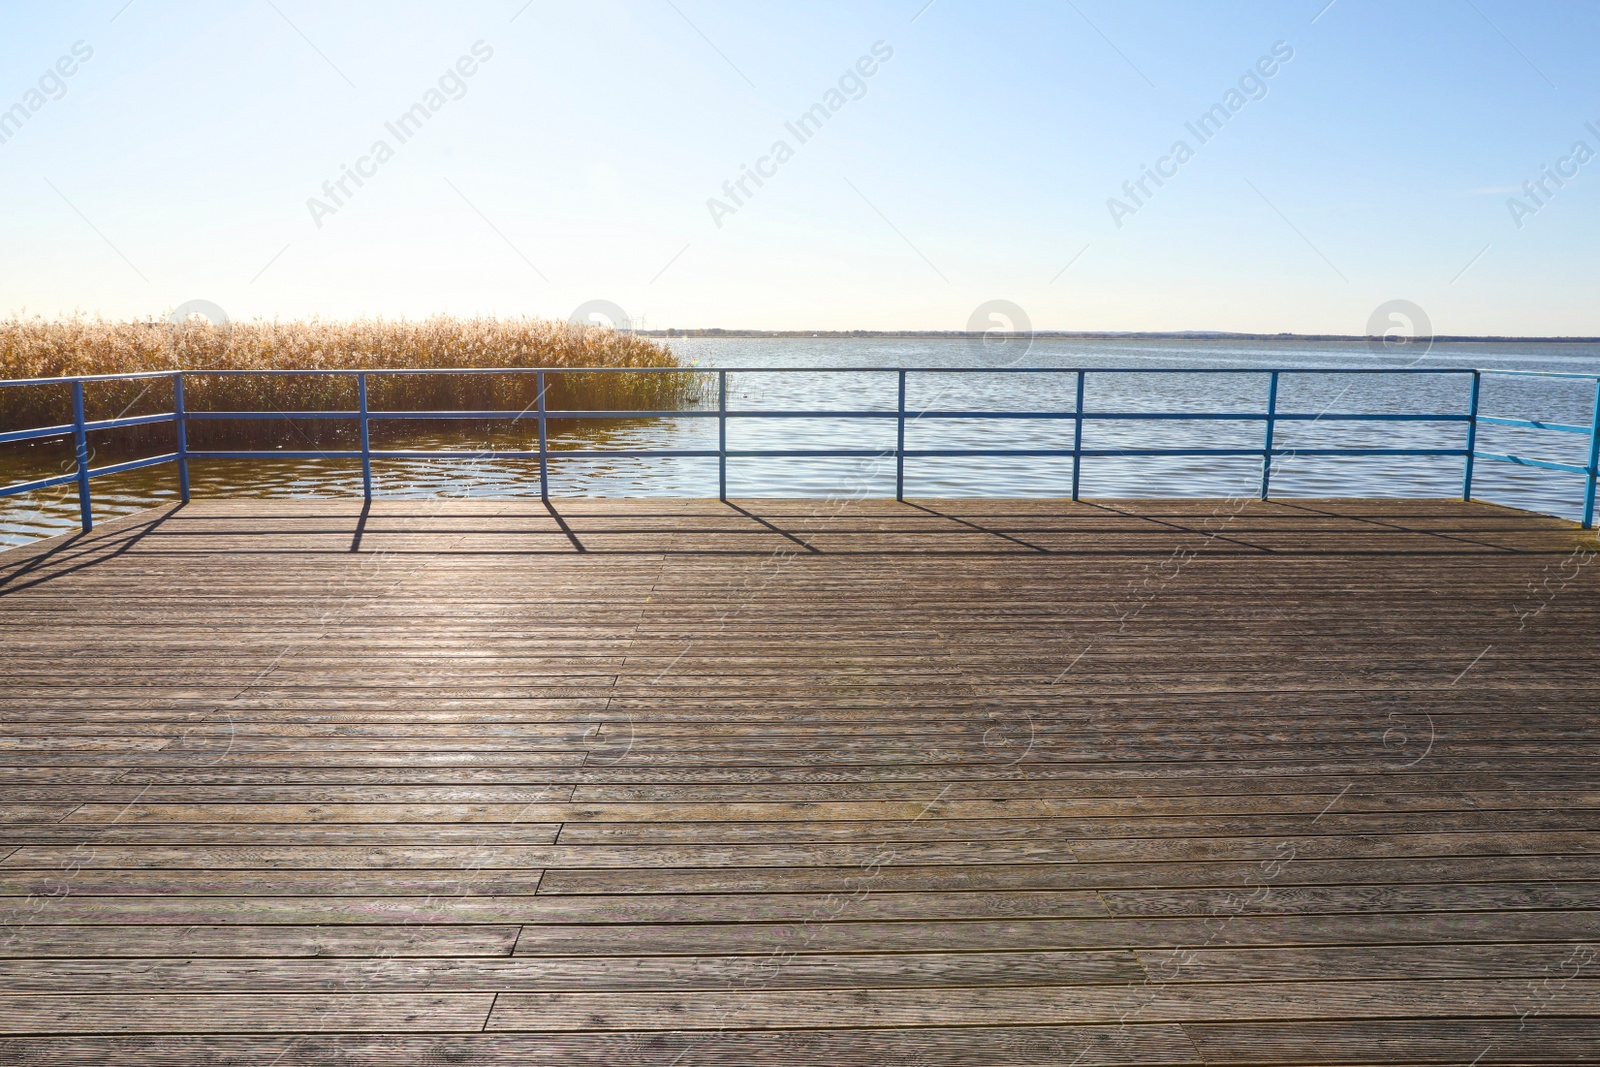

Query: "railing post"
<box><xmin>1072</xmin><ymin>370</ymin><xmax>1085</xmax><ymax>501</ymax></box>
<box><xmin>537</xmin><ymin>370</ymin><xmax>549</xmax><ymax>500</ymax></box>
<box><xmin>1584</xmin><ymin>377</ymin><xmax>1600</xmax><ymax>531</ymax></box>
<box><xmin>1259</xmin><ymin>370</ymin><xmax>1279</xmax><ymax>500</ymax></box>
<box><xmin>71</xmin><ymin>380</ymin><xmax>92</xmax><ymax>533</ymax></box>
<box><xmin>357</xmin><ymin>372</ymin><xmax>372</xmax><ymax>501</ymax></box>
<box><xmin>1075</xmin><ymin>369</ymin><xmax>1088</xmax><ymax>502</ymax></box>
<box><xmin>1462</xmin><ymin>370</ymin><xmax>1480</xmax><ymax>502</ymax></box>
<box><xmin>718</xmin><ymin>370</ymin><xmax>727</xmax><ymax>501</ymax></box>
<box><xmin>174</xmin><ymin>373</ymin><xmax>190</xmax><ymax>504</ymax></box>
<box><xmin>896</xmin><ymin>370</ymin><xmax>906</xmax><ymax>502</ymax></box>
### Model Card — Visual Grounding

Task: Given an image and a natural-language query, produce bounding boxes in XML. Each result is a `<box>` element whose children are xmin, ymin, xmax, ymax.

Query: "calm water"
<box><xmin>4</xmin><ymin>337</ymin><xmax>1599</xmax><ymax>547</ymax></box>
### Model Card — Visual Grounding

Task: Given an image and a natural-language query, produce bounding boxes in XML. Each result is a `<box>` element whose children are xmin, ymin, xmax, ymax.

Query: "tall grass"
<box><xmin>0</xmin><ymin>316</ymin><xmax>699</xmax><ymax>450</ymax></box>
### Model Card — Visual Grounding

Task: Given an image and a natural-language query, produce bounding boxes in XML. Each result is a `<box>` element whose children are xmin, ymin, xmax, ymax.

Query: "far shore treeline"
<box><xmin>0</xmin><ymin>316</ymin><xmax>698</xmax><ymax>451</ymax></box>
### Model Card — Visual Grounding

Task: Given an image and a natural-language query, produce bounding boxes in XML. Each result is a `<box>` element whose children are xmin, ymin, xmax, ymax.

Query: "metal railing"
<box><xmin>2</xmin><ymin>365</ymin><xmax>1598</xmax><ymax>532</ymax></box>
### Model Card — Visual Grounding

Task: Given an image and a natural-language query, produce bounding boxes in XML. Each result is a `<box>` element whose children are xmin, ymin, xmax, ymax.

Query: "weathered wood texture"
<box><xmin>0</xmin><ymin>496</ymin><xmax>1596</xmax><ymax>1065</ymax></box>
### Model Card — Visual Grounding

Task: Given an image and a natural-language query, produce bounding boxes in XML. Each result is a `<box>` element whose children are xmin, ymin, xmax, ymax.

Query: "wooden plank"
<box><xmin>535</xmin><ymin>854</ymin><xmax>1600</xmax><ymax>894</ymax></box>
<box><xmin>1183</xmin><ymin>1018</ymin><xmax>1600</xmax><ymax>1064</ymax></box>
<box><xmin>0</xmin><ymin>824</ymin><xmax>572</xmax><ymax>845</ymax></box>
<box><xmin>484</xmin><ymin>978</ymin><xmax>1600</xmax><ymax>1030</ymax></box>
<box><xmin>0</xmin><ymin>888</ymin><xmax>1110</xmax><ymax>925</ymax></box>
<box><xmin>1137</xmin><ymin>943</ymin><xmax>1600</xmax><ymax>982</ymax></box>
<box><xmin>551</xmin><ymin>820</ymin><xmax>1600</xmax><ymax>849</ymax></box>
<box><xmin>0</xmin><ymin>870</ymin><xmax>547</xmax><ymax>896</ymax></box>
<box><xmin>0</xmin><ymin>994</ymin><xmax>495</xmax><ymax>1033</ymax></box>
<box><xmin>1099</xmin><ymin>881</ymin><xmax>1600</xmax><ymax>915</ymax></box>
<box><xmin>0</xmin><ymin>925</ymin><xmax>520</xmax><ymax>958</ymax></box>
<box><xmin>0</xmin><ymin>1025</ymin><xmax>1202</xmax><ymax>1065</ymax></box>
<box><xmin>0</xmin><ymin>840</ymin><xmax>1078</xmax><ymax>870</ymax></box>
<box><xmin>55</xmin><ymin>799</ymin><xmax>1600</xmax><ymax>827</ymax></box>
<box><xmin>0</xmin><ymin>949</ymin><xmax>1147</xmax><ymax>992</ymax></box>
<box><xmin>510</xmin><ymin>911</ymin><xmax>1600</xmax><ymax>956</ymax></box>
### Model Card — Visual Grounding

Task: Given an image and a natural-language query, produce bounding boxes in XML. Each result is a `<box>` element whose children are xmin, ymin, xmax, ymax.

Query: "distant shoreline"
<box><xmin>642</xmin><ymin>329</ymin><xmax>1600</xmax><ymax>343</ymax></box>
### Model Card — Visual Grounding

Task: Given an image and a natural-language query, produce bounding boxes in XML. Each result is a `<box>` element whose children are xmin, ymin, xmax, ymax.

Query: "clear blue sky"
<box><xmin>1</xmin><ymin>0</ymin><xmax>1596</xmax><ymax>333</ymax></box>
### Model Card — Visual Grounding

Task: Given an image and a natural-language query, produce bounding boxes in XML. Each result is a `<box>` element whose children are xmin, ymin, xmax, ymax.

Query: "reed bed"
<box><xmin>0</xmin><ymin>316</ymin><xmax>700</xmax><ymax>451</ymax></box>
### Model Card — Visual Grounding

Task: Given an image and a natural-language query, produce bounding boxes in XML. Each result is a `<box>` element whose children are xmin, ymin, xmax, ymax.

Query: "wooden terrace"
<box><xmin>0</xmin><ymin>496</ymin><xmax>1597</xmax><ymax>1064</ymax></box>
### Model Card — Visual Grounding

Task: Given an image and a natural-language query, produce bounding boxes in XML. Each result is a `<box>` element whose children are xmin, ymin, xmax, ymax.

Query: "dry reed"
<box><xmin>0</xmin><ymin>316</ymin><xmax>699</xmax><ymax>450</ymax></box>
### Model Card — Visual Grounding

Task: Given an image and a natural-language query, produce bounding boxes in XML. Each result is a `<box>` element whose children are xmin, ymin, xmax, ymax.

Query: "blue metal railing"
<box><xmin>2</xmin><ymin>365</ymin><xmax>1598</xmax><ymax>533</ymax></box>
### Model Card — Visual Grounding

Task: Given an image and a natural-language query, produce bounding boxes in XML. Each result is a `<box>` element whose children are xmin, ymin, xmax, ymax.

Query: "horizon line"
<box><xmin>635</xmin><ymin>329</ymin><xmax>1600</xmax><ymax>343</ymax></box>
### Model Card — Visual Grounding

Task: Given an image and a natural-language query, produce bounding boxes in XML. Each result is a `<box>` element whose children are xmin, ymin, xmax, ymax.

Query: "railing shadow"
<box><xmin>0</xmin><ymin>504</ymin><xmax>183</xmax><ymax>595</ymax></box>
<box><xmin>896</xmin><ymin>500</ymin><xmax>1050</xmax><ymax>553</ymax></box>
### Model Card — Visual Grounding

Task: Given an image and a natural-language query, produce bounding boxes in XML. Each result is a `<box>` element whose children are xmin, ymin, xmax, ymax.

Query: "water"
<box><xmin>4</xmin><ymin>337</ymin><xmax>1599</xmax><ymax>547</ymax></box>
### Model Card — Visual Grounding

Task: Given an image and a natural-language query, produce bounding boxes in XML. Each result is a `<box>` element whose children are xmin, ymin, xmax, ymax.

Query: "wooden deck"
<box><xmin>0</xmin><ymin>496</ymin><xmax>1597</xmax><ymax>1065</ymax></box>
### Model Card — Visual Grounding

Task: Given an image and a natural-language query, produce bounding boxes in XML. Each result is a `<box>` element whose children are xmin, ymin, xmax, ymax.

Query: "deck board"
<box><xmin>0</xmin><ymin>496</ymin><xmax>1596</xmax><ymax>1064</ymax></box>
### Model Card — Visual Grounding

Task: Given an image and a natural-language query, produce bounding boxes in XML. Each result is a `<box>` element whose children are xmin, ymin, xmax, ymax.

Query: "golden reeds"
<box><xmin>0</xmin><ymin>315</ymin><xmax>699</xmax><ymax>450</ymax></box>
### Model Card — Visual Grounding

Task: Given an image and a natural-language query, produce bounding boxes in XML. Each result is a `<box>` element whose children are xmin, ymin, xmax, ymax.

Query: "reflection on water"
<box><xmin>4</xmin><ymin>336</ymin><xmax>1599</xmax><ymax>547</ymax></box>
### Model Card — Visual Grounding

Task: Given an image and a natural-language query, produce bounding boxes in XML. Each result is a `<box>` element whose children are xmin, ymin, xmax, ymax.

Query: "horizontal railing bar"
<box><xmin>187</xmin><ymin>449</ymin><xmax>728</xmax><ymax>460</ymax></box>
<box><xmin>873</xmin><ymin>410</ymin><xmax>1063</xmax><ymax>419</ymax></box>
<box><xmin>184</xmin><ymin>411</ymin><xmax>357</xmax><ymax>420</ymax></box>
<box><xmin>186</xmin><ymin>409</ymin><xmax>722</xmax><ymax>420</ymax></box>
<box><xmin>377</xmin><ymin>409</ymin><xmax>703</xmax><ymax>420</ymax></box>
<box><xmin>85</xmin><ymin>412</ymin><xmax>178</xmax><ymax>433</ymax></box>
<box><xmin>1473</xmin><ymin>450</ymin><xmax>1592</xmax><ymax>475</ymax></box>
<box><xmin>87</xmin><ymin>452</ymin><xmax>179</xmax><ymax>479</ymax></box>
<box><xmin>1269</xmin><ymin>413</ymin><xmax>1473</xmax><ymax>423</ymax></box>
<box><xmin>371</xmin><ymin>449</ymin><xmax>722</xmax><ymax>460</ymax></box>
<box><xmin>910</xmin><ymin>447</ymin><xmax>1260</xmax><ymax>458</ymax></box>
<box><xmin>0</xmin><ymin>422</ymin><xmax>75</xmax><ymax>444</ymax></box>
<box><xmin>0</xmin><ymin>410</ymin><xmax>176</xmax><ymax>445</ymax></box>
<box><xmin>1475</xmin><ymin>415</ymin><xmax>1591</xmax><ymax>433</ymax></box>
<box><xmin>1266</xmin><ymin>447</ymin><xmax>1469</xmax><ymax>457</ymax></box>
<box><xmin>188</xmin><ymin>409</ymin><xmax>725</xmax><ymax>420</ymax></box>
<box><xmin>179</xmin><ymin>445</ymin><xmax>1474</xmax><ymax>462</ymax></box>
<box><xmin>1477</xmin><ymin>369</ymin><xmax>1600</xmax><ymax>381</ymax></box>
<box><xmin>0</xmin><ymin>450</ymin><xmax>178</xmax><ymax>497</ymax></box>
<box><xmin>180</xmin><ymin>367</ymin><xmax>676</xmax><ymax>377</ymax></box>
<box><xmin>153</xmin><ymin>408</ymin><xmax>1481</xmax><ymax>423</ymax></box>
<box><xmin>173</xmin><ymin>365</ymin><xmax>1483</xmax><ymax>377</ymax></box>
<box><xmin>186</xmin><ymin>450</ymin><xmax>365</xmax><ymax>460</ymax></box>
<box><xmin>917</xmin><ymin>412</ymin><xmax>1472</xmax><ymax>422</ymax></box>
<box><xmin>720</xmin><ymin>449</ymin><xmax>903</xmax><ymax>458</ymax></box>
<box><xmin>0</xmin><ymin>470</ymin><xmax>80</xmax><ymax>498</ymax></box>
<box><xmin>0</xmin><ymin>370</ymin><xmax>180</xmax><ymax>388</ymax></box>
<box><xmin>906</xmin><ymin>447</ymin><xmax>1470</xmax><ymax>458</ymax></box>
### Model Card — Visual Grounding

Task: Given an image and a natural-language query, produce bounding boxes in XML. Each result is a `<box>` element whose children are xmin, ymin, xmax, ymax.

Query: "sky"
<box><xmin>0</xmin><ymin>0</ymin><xmax>1596</xmax><ymax>334</ymax></box>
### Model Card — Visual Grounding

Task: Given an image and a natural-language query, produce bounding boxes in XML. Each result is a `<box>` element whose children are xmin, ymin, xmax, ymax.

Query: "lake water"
<box><xmin>4</xmin><ymin>336</ymin><xmax>1599</xmax><ymax>547</ymax></box>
